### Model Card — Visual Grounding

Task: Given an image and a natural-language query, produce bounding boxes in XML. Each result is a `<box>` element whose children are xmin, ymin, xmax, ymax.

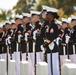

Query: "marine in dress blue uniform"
<box><xmin>41</xmin><ymin>6</ymin><xmax>60</xmax><ymax>75</ymax></box>
<box><xmin>69</xmin><ymin>15</ymin><xmax>76</xmax><ymax>63</ymax></box>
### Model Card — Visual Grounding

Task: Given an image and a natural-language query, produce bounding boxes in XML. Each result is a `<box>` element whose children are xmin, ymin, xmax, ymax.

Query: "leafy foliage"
<box><xmin>0</xmin><ymin>0</ymin><xmax>76</xmax><ymax>22</ymax></box>
<box><xmin>35</xmin><ymin>0</ymin><xmax>76</xmax><ymax>17</ymax></box>
<box><xmin>13</xmin><ymin>0</ymin><xmax>36</xmax><ymax>14</ymax></box>
<box><xmin>0</xmin><ymin>9</ymin><xmax>12</xmax><ymax>22</ymax></box>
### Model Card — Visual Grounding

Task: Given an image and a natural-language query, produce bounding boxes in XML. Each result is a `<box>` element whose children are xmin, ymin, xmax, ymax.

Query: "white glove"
<box><xmin>48</xmin><ymin>42</ymin><xmax>54</xmax><ymax>50</ymax></box>
<box><xmin>25</xmin><ymin>33</ymin><xmax>29</xmax><ymax>42</ymax></box>
<box><xmin>8</xmin><ymin>36</ymin><xmax>11</xmax><ymax>44</ymax></box>
<box><xmin>33</xmin><ymin>30</ymin><xmax>37</xmax><ymax>40</ymax></box>
<box><xmin>65</xmin><ymin>35</ymin><xmax>70</xmax><ymax>44</ymax></box>
<box><xmin>56</xmin><ymin>37</ymin><xmax>61</xmax><ymax>45</ymax></box>
<box><xmin>18</xmin><ymin>34</ymin><xmax>22</xmax><ymax>43</ymax></box>
<box><xmin>40</xmin><ymin>45</ymin><xmax>45</xmax><ymax>53</ymax></box>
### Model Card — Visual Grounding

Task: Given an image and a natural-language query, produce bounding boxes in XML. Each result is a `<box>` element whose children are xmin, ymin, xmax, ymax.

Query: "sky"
<box><xmin>0</xmin><ymin>0</ymin><xmax>18</xmax><ymax>10</ymax></box>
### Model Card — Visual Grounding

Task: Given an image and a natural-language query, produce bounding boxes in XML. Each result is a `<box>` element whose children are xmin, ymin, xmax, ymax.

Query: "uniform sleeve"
<box><xmin>41</xmin><ymin>27</ymin><xmax>46</xmax><ymax>37</ymax></box>
<box><xmin>70</xmin><ymin>27</ymin><xmax>76</xmax><ymax>41</ymax></box>
<box><xmin>41</xmin><ymin>21</ymin><xmax>49</xmax><ymax>37</ymax></box>
<box><xmin>47</xmin><ymin>23</ymin><xmax>58</xmax><ymax>42</ymax></box>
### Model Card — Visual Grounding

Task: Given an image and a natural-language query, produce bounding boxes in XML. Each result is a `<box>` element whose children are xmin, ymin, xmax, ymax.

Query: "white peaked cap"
<box><xmin>62</xmin><ymin>18</ymin><xmax>70</xmax><ymax>23</ymax></box>
<box><xmin>15</xmin><ymin>14</ymin><xmax>23</xmax><ymax>19</ymax></box>
<box><xmin>71</xmin><ymin>15</ymin><xmax>76</xmax><ymax>20</ymax></box>
<box><xmin>42</xmin><ymin>5</ymin><xmax>49</xmax><ymax>10</ymax></box>
<box><xmin>0</xmin><ymin>22</ymin><xmax>5</xmax><ymax>28</ymax></box>
<box><xmin>22</xmin><ymin>13</ymin><xmax>31</xmax><ymax>17</ymax></box>
<box><xmin>11</xmin><ymin>20</ymin><xmax>15</xmax><ymax>24</ymax></box>
<box><xmin>30</xmin><ymin>11</ymin><xmax>41</xmax><ymax>15</ymax></box>
<box><xmin>55</xmin><ymin>20</ymin><xmax>62</xmax><ymax>25</ymax></box>
<box><xmin>19</xmin><ymin>15</ymin><xmax>23</xmax><ymax>19</ymax></box>
<box><xmin>5</xmin><ymin>21</ymin><xmax>11</xmax><ymax>24</ymax></box>
<box><xmin>46</xmin><ymin>6</ymin><xmax>59</xmax><ymax>13</ymax></box>
<box><xmin>68</xmin><ymin>17</ymin><xmax>71</xmax><ymax>23</ymax></box>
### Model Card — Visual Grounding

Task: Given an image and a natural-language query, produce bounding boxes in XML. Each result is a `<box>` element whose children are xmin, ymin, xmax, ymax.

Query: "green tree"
<box><xmin>0</xmin><ymin>9</ymin><xmax>6</xmax><ymax>22</ymax></box>
<box><xmin>0</xmin><ymin>9</ymin><xmax>13</xmax><ymax>22</ymax></box>
<box><xmin>35</xmin><ymin>0</ymin><xmax>76</xmax><ymax>17</ymax></box>
<box><xmin>35</xmin><ymin>0</ymin><xmax>51</xmax><ymax>11</ymax></box>
<box><xmin>57</xmin><ymin>0</ymin><xmax>76</xmax><ymax>16</ymax></box>
<box><xmin>13</xmin><ymin>0</ymin><xmax>36</xmax><ymax>14</ymax></box>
